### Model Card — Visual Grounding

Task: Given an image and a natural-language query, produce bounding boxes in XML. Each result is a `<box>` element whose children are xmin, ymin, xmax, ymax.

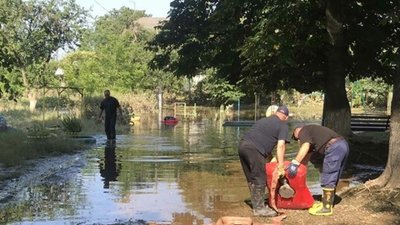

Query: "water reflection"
<box><xmin>99</xmin><ymin>144</ymin><xmax>120</xmax><ymax>189</ymax></box>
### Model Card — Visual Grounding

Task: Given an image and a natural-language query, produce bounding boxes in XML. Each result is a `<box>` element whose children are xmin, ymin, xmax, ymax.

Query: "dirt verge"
<box><xmin>0</xmin><ymin>151</ymin><xmax>86</xmax><ymax>204</ymax></box>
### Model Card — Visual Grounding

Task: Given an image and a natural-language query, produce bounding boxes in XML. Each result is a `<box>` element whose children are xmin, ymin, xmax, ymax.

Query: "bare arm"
<box><xmin>294</xmin><ymin>142</ymin><xmax>311</xmax><ymax>163</ymax></box>
<box><xmin>276</xmin><ymin>140</ymin><xmax>286</xmax><ymax>168</ymax></box>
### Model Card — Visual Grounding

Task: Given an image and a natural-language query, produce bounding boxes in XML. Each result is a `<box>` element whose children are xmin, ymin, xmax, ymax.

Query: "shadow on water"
<box><xmin>0</xmin><ymin>115</ymin><xmax>384</xmax><ymax>225</ymax></box>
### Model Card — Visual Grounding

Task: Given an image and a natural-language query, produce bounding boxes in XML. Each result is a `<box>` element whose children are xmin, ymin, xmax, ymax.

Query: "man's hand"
<box><xmin>287</xmin><ymin>159</ymin><xmax>300</xmax><ymax>177</ymax></box>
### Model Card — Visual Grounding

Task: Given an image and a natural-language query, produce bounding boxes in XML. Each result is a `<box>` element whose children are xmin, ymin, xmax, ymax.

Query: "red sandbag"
<box><xmin>266</xmin><ymin>161</ymin><xmax>314</xmax><ymax>209</ymax></box>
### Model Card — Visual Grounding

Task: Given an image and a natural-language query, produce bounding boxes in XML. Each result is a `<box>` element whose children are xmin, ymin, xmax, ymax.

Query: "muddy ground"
<box><xmin>220</xmin><ymin>185</ymin><xmax>400</xmax><ymax>225</ymax></box>
<box><xmin>0</xmin><ymin>151</ymin><xmax>87</xmax><ymax>205</ymax></box>
<box><xmin>1</xmin><ymin>136</ymin><xmax>399</xmax><ymax>225</ymax></box>
<box><xmin>221</xmin><ymin>134</ymin><xmax>400</xmax><ymax>225</ymax></box>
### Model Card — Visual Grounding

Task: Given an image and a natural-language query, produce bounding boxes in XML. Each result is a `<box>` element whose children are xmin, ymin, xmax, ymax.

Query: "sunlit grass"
<box><xmin>0</xmin><ymin>107</ymin><xmax>95</xmax><ymax>167</ymax></box>
<box><xmin>0</xmin><ymin>129</ymin><xmax>86</xmax><ymax>167</ymax></box>
<box><xmin>0</xmin><ymin>103</ymin><xmax>132</xmax><ymax>168</ymax></box>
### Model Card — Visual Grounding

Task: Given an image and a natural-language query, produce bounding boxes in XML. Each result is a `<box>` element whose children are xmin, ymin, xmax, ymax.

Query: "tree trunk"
<box><xmin>21</xmin><ymin>69</ymin><xmax>37</xmax><ymax>112</ymax></box>
<box><xmin>28</xmin><ymin>91</ymin><xmax>38</xmax><ymax>112</ymax></box>
<box><xmin>367</xmin><ymin>58</ymin><xmax>400</xmax><ymax>188</ymax></box>
<box><xmin>322</xmin><ymin>1</ymin><xmax>352</xmax><ymax>137</ymax></box>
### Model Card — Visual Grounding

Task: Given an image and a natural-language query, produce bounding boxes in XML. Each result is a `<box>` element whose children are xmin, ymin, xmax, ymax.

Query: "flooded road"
<box><xmin>0</xmin><ymin>118</ymin><xmax>377</xmax><ymax>224</ymax></box>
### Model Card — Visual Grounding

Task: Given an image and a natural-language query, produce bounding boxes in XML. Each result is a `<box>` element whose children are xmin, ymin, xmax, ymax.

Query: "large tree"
<box><xmin>366</xmin><ymin>3</ymin><xmax>400</xmax><ymax>188</ymax></box>
<box><xmin>0</xmin><ymin>0</ymin><xmax>88</xmax><ymax>110</ymax></box>
<box><xmin>149</xmin><ymin>0</ymin><xmax>352</xmax><ymax>134</ymax></box>
<box><xmin>369</xmin><ymin>62</ymin><xmax>400</xmax><ymax>188</ymax></box>
<box><xmin>149</xmin><ymin>0</ymin><xmax>398</xmax><ymax>136</ymax></box>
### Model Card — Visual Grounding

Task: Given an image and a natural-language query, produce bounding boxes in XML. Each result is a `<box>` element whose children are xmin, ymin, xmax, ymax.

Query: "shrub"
<box><xmin>61</xmin><ymin>115</ymin><xmax>82</xmax><ymax>133</ymax></box>
<box><xmin>82</xmin><ymin>96</ymin><xmax>103</xmax><ymax>119</ymax></box>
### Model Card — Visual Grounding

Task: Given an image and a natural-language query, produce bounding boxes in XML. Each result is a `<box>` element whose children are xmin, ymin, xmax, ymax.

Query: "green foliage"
<box><xmin>351</xmin><ymin>78</ymin><xmax>390</xmax><ymax>108</ymax></box>
<box><xmin>156</xmin><ymin>71</ymin><xmax>188</xmax><ymax>98</ymax></box>
<box><xmin>36</xmin><ymin>95</ymin><xmax>75</xmax><ymax>109</ymax></box>
<box><xmin>240</xmin><ymin>0</ymin><xmax>328</xmax><ymax>93</ymax></box>
<box><xmin>0</xmin><ymin>0</ymin><xmax>89</xmax><ymax>99</ymax></box>
<box><xmin>59</xmin><ymin>51</ymin><xmax>107</xmax><ymax>94</ymax></box>
<box><xmin>148</xmin><ymin>0</ymin><xmax>271</xmax><ymax>89</ymax></box>
<box><xmin>61</xmin><ymin>115</ymin><xmax>82</xmax><ymax>133</ymax></box>
<box><xmin>82</xmin><ymin>95</ymin><xmax>103</xmax><ymax>119</ymax></box>
<box><xmin>192</xmin><ymin>69</ymin><xmax>245</xmax><ymax>105</ymax></box>
<box><xmin>75</xmin><ymin>7</ymin><xmax>162</xmax><ymax>93</ymax></box>
<box><xmin>150</xmin><ymin>0</ymin><xmax>399</xmax><ymax>95</ymax></box>
<box><xmin>0</xmin><ymin>68</ymin><xmax>23</xmax><ymax>100</ymax></box>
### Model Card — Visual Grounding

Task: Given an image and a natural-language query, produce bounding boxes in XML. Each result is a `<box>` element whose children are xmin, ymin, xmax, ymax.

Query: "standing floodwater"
<box><xmin>1</xmin><ymin>118</ymin><xmax>323</xmax><ymax>224</ymax></box>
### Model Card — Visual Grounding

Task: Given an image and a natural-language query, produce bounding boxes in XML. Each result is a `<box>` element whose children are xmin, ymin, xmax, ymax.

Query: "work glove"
<box><xmin>278</xmin><ymin>164</ymin><xmax>285</xmax><ymax>178</ymax></box>
<box><xmin>287</xmin><ymin>159</ymin><xmax>300</xmax><ymax>177</ymax></box>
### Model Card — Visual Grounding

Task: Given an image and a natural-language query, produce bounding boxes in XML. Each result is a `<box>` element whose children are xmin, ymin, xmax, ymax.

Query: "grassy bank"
<box><xmin>0</xmin><ymin>129</ymin><xmax>85</xmax><ymax>167</ymax></box>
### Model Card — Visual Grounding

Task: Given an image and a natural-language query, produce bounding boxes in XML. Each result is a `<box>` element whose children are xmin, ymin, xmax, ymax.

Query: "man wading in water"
<box><xmin>98</xmin><ymin>90</ymin><xmax>123</xmax><ymax>144</ymax></box>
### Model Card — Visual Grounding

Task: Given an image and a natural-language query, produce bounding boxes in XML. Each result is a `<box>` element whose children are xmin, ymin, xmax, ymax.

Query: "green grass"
<box><xmin>0</xmin><ymin>128</ymin><xmax>86</xmax><ymax>167</ymax></box>
<box><xmin>0</xmin><ymin>105</ymin><xmax>131</xmax><ymax>167</ymax></box>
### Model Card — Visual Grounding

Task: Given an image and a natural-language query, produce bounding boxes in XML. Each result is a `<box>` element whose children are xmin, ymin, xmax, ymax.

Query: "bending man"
<box><xmin>238</xmin><ymin>105</ymin><xmax>290</xmax><ymax>217</ymax></box>
<box><xmin>288</xmin><ymin>124</ymin><xmax>349</xmax><ymax>216</ymax></box>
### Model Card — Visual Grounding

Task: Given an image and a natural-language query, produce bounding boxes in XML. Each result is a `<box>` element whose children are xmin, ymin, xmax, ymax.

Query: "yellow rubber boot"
<box><xmin>309</xmin><ymin>202</ymin><xmax>322</xmax><ymax>211</ymax></box>
<box><xmin>309</xmin><ymin>188</ymin><xmax>335</xmax><ymax>216</ymax></box>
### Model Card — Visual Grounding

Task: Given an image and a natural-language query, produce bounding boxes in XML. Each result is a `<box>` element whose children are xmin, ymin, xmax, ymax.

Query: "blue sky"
<box><xmin>75</xmin><ymin>0</ymin><xmax>172</xmax><ymax>18</ymax></box>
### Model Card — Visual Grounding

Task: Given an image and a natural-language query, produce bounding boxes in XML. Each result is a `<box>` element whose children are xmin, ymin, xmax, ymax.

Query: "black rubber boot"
<box><xmin>251</xmin><ymin>184</ymin><xmax>277</xmax><ymax>217</ymax></box>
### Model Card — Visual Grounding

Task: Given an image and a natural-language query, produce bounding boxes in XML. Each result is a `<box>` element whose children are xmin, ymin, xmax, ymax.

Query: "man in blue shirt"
<box><xmin>239</xmin><ymin>105</ymin><xmax>290</xmax><ymax>217</ymax></box>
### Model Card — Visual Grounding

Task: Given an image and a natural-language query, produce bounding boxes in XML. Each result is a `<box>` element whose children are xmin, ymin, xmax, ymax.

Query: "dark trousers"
<box><xmin>238</xmin><ymin>140</ymin><xmax>269</xmax><ymax>186</ymax></box>
<box><xmin>321</xmin><ymin>139</ymin><xmax>349</xmax><ymax>188</ymax></box>
<box><xmin>104</xmin><ymin>114</ymin><xmax>117</xmax><ymax>140</ymax></box>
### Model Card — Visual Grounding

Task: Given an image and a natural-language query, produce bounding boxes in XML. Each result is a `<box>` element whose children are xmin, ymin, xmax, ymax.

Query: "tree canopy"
<box><xmin>149</xmin><ymin>0</ymin><xmax>399</xmax><ymax>134</ymax></box>
<box><xmin>150</xmin><ymin>0</ymin><xmax>398</xmax><ymax>92</ymax></box>
<box><xmin>75</xmin><ymin>7</ymin><xmax>172</xmax><ymax>94</ymax></box>
<box><xmin>0</xmin><ymin>0</ymin><xmax>89</xmax><ymax>103</ymax></box>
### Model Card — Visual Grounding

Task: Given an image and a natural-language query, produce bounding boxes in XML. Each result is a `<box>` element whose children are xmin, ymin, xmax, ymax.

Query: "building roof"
<box><xmin>135</xmin><ymin>17</ymin><xmax>167</xmax><ymax>30</ymax></box>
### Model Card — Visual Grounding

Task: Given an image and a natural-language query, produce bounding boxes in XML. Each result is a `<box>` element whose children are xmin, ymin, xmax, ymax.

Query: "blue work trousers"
<box><xmin>321</xmin><ymin>139</ymin><xmax>349</xmax><ymax>188</ymax></box>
